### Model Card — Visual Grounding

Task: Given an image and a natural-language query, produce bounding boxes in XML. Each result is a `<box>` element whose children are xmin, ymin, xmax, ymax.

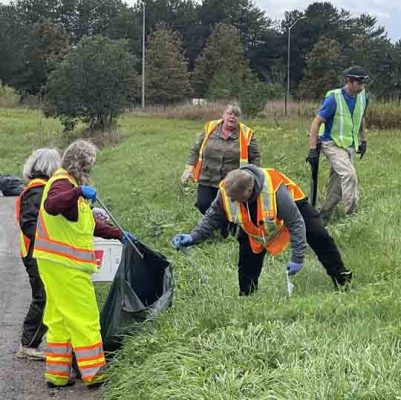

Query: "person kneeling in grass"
<box><xmin>172</xmin><ymin>165</ymin><xmax>352</xmax><ymax>296</ymax></box>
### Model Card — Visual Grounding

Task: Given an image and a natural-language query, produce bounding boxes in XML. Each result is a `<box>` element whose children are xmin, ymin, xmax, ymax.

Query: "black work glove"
<box><xmin>357</xmin><ymin>141</ymin><xmax>367</xmax><ymax>159</ymax></box>
<box><xmin>306</xmin><ymin>149</ymin><xmax>318</xmax><ymax>174</ymax></box>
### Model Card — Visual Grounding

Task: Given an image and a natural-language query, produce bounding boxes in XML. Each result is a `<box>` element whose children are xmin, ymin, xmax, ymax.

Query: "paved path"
<box><xmin>0</xmin><ymin>198</ymin><xmax>102</xmax><ymax>400</ymax></box>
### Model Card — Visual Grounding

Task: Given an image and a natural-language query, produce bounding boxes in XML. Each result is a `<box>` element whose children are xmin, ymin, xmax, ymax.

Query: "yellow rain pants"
<box><xmin>38</xmin><ymin>259</ymin><xmax>106</xmax><ymax>386</ymax></box>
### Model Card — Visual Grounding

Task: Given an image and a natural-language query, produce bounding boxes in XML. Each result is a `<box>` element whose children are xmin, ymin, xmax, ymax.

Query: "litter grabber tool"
<box><xmin>308</xmin><ymin>140</ymin><xmax>321</xmax><ymax>207</ymax></box>
<box><xmin>96</xmin><ymin>195</ymin><xmax>144</xmax><ymax>259</ymax></box>
<box><xmin>286</xmin><ymin>270</ymin><xmax>295</xmax><ymax>297</ymax></box>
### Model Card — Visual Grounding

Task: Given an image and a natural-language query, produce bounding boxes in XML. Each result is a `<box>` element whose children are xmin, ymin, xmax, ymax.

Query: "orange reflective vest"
<box><xmin>193</xmin><ymin>119</ymin><xmax>254</xmax><ymax>182</ymax></box>
<box><xmin>220</xmin><ymin>168</ymin><xmax>305</xmax><ymax>255</ymax></box>
<box><xmin>15</xmin><ymin>178</ymin><xmax>48</xmax><ymax>258</ymax></box>
<box><xmin>33</xmin><ymin>168</ymin><xmax>97</xmax><ymax>273</ymax></box>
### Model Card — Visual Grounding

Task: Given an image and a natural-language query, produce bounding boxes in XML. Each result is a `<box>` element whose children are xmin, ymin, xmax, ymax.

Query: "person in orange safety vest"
<box><xmin>15</xmin><ymin>148</ymin><xmax>61</xmax><ymax>361</ymax></box>
<box><xmin>173</xmin><ymin>165</ymin><xmax>352</xmax><ymax>295</ymax></box>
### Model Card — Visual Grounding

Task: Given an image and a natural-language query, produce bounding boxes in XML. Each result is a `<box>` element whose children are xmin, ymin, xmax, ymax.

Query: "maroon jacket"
<box><xmin>44</xmin><ymin>179</ymin><xmax>122</xmax><ymax>240</ymax></box>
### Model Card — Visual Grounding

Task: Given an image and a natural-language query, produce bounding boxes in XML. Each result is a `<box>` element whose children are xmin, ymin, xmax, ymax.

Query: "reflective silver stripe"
<box><xmin>335</xmin><ymin>91</ymin><xmax>344</xmax><ymax>144</ymax></box>
<box><xmin>47</xmin><ymin>344</ymin><xmax>72</xmax><ymax>355</ymax></box>
<box><xmin>36</xmin><ymin>215</ymin><xmax>47</xmax><ymax>238</ymax></box>
<box><xmin>80</xmin><ymin>366</ymin><xmax>105</xmax><ymax>379</ymax></box>
<box><xmin>75</xmin><ymin>347</ymin><xmax>104</xmax><ymax>360</ymax></box>
<box><xmin>46</xmin><ymin>363</ymin><xmax>71</xmax><ymax>373</ymax></box>
<box><xmin>35</xmin><ymin>237</ymin><xmax>95</xmax><ymax>263</ymax></box>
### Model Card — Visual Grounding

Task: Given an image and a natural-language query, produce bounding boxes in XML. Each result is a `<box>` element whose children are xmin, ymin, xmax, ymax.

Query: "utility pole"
<box><xmin>141</xmin><ymin>1</ymin><xmax>146</xmax><ymax>109</ymax></box>
<box><xmin>285</xmin><ymin>16</ymin><xmax>306</xmax><ymax>117</ymax></box>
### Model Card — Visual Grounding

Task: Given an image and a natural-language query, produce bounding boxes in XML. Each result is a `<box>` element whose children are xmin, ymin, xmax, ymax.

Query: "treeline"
<box><xmin>1</xmin><ymin>0</ymin><xmax>400</xmax><ymax>106</ymax></box>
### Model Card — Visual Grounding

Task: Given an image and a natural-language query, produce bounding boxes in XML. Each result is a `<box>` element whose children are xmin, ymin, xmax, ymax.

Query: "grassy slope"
<box><xmin>2</xmin><ymin>108</ymin><xmax>401</xmax><ymax>399</ymax></box>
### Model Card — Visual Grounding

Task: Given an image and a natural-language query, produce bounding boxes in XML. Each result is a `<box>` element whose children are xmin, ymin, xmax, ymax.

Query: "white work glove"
<box><xmin>181</xmin><ymin>164</ymin><xmax>194</xmax><ymax>185</ymax></box>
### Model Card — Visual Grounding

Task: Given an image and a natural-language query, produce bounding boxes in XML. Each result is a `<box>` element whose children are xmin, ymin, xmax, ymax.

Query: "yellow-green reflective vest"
<box><xmin>33</xmin><ymin>168</ymin><xmax>97</xmax><ymax>273</ymax></box>
<box><xmin>320</xmin><ymin>88</ymin><xmax>366</xmax><ymax>149</ymax></box>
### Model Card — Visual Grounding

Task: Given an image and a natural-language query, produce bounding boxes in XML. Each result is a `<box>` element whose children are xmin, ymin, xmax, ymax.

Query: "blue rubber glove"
<box><xmin>80</xmin><ymin>185</ymin><xmax>97</xmax><ymax>202</ymax></box>
<box><xmin>171</xmin><ymin>234</ymin><xmax>193</xmax><ymax>249</ymax></box>
<box><xmin>120</xmin><ymin>231</ymin><xmax>137</xmax><ymax>245</ymax></box>
<box><xmin>287</xmin><ymin>261</ymin><xmax>303</xmax><ymax>276</ymax></box>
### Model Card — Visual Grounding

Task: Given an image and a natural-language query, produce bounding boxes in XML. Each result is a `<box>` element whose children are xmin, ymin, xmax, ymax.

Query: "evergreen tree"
<box><xmin>192</xmin><ymin>23</ymin><xmax>251</xmax><ymax>98</ymax></box>
<box><xmin>297</xmin><ymin>36</ymin><xmax>344</xmax><ymax>99</ymax></box>
<box><xmin>145</xmin><ymin>25</ymin><xmax>191</xmax><ymax>104</ymax></box>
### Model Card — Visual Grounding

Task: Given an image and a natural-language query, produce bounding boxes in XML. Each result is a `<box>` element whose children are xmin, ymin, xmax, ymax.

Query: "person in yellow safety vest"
<box><xmin>33</xmin><ymin>139</ymin><xmax>136</xmax><ymax>389</ymax></box>
<box><xmin>180</xmin><ymin>103</ymin><xmax>261</xmax><ymax>237</ymax></box>
<box><xmin>172</xmin><ymin>165</ymin><xmax>352</xmax><ymax>295</ymax></box>
<box><xmin>15</xmin><ymin>148</ymin><xmax>61</xmax><ymax>361</ymax></box>
<box><xmin>307</xmin><ymin>66</ymin><xmax>369</xmax><ymax>224</ymax></box>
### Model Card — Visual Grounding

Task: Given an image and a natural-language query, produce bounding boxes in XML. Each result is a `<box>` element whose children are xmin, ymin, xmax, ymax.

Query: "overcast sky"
<box><xmin>252</xmin><ymin>0</ymin><xmax>401</xmax><ymax>42</ymax></box>
<box><xmin>1</xmin><ymin>0</ymin><xmax>400</xmax><ymax>42</ymax></box>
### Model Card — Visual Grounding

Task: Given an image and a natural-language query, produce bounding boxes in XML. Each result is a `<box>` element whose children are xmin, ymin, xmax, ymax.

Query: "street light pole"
<box><xmin>285</xmin><ymin>16</ymin><xmax>306</xmax><ymax>117</ymax></box>
<box><xmin>141</xmin><ymin>1</ymin><xmax>146</xmax><ymax>109</ymax></box>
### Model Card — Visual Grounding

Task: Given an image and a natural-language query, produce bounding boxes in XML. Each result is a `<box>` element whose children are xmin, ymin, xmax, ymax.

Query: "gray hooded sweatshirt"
<box><xmin>190</xmin><ymin>165</ymin><xmax>307</xmax><ymax>264</ymax></box>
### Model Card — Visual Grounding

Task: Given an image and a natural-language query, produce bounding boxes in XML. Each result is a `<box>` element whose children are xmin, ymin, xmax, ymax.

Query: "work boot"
<box><xmin>85</xmin><ymin>372</ymin><xmax>106</xmax><ymax>389</ymax></box>
<box><xmin>16</xmin><ymin>345</ymin><xmax>46</xmax><ymax>361</ymax></box>
<box><xmin>46</xmin><ymin>380</ymin><xmax>75</xmax><ymax>389</ymax></box>
<box><xmin>331</xmin><ymin>270</ymin><xmax>352</xmax><ymax>289</ymax></box>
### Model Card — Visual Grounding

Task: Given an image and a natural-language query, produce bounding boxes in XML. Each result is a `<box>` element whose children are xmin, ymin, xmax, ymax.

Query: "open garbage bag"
<box><xmin>0</xmin><ymin>175</ymin><xmax>24</xmax><ymax>196</ymax></box>
<box><xmin>100</xmin><ymin>240</ymin><xmax>173</xmax><ymax>352</ymax></box>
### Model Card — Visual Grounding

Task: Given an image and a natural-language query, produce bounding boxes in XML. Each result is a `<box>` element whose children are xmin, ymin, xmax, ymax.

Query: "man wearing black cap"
<box><xmin>306</xmin><ymin>66</ymin><xmax>369</xmax><ymax>223</ymax></box>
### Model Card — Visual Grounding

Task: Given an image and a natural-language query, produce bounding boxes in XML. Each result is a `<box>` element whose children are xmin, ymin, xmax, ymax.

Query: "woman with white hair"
<box><xmin>181</xmin><ymin>104</ymin><xmax>261</xmax><ymax>236</ymax></box>
<box><xmin>16</xmin><ymin>148</ymin><xmax>61</xmax><ymax>361</ymax></box>
<box><xmin>33</xmin><ymin>139</ymin><xmax>134</xmax><ymax>389</ymax></box>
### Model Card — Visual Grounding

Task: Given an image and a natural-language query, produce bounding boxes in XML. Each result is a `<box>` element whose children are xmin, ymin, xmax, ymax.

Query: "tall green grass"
<box><xmin>1</xmin><ymin>108</ymin><xmax>401</xmax><ymax>399</ymax></box>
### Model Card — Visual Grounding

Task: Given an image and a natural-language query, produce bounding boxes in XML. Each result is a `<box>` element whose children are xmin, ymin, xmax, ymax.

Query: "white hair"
<box><xmin>224</xmin><ymin>103</ymin><xmax>242</xmax><ymax>117</ymax></box>
<box><xmin>62</xmin><ymin>139</ymin><xmax>97</xmax><ymax>183</ymax></box>
<box><xmin>23</xmin><ymin>148</ymin><xmax>61</xmax><ymax>181</ymax></box>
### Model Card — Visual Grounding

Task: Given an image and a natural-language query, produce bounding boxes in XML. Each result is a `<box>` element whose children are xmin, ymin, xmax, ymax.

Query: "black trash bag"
<box><xmin>100</xmin><ymin>240</ymin><xmax>173</xmax><ymax>352</ymax></box>
<box><xmin>0</xmin><ymin>175</ymin><xmax>24</xmax><ymax>196</ymax></box>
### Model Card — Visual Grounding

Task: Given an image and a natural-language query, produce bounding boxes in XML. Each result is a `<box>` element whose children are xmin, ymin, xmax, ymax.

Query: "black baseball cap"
<box><xmin>344</xmin><ymin>66</ymin><xmax>369</xmax><ymax>83</ymax></box>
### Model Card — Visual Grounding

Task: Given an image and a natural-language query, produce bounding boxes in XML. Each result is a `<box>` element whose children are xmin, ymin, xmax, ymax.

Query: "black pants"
<box><xmin>196</xmin><ymin>184</ymin><xmax>219</xmax><ymax>214</ymax></box>
<box><xmin>21</xmin><ymin>257</ymin><xmax>47</xmax><ymax>348</ymax></box>
<box><xmin>196</xmin><ymin>184</ymin><xmax>231</xmax><ymax>237</ymax></box>
<box><xmin>237</xmin><ymin>200</ymin><xmax>348</xmax><ymax>296</ymax></box>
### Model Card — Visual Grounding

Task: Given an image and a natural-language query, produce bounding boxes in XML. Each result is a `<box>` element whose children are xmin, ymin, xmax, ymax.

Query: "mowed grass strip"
<box><xmin>1</xmin><ymin>108</ymin><xmax>401</xmax><ymax>399</ymax></box>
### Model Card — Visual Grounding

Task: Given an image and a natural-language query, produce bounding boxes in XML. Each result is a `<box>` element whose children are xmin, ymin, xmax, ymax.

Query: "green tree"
<box><xmin>297</xmin><ymin>36</ymin><xmax>344</xmax><ymax>99</ymax></box>
<box><xmin>192</xmin><ymin>23</ymin><xmax>251</xmax><ymax>98</ymax></box>
<box><xmin>45</xmin><ymin>36</ymin><xmax>137</xmax><ymax>131</ymax></box>
<box><xmin>145</xmin><ymin>26</ymin><xmax>191</xmax><ymax>104</ymax></box>
<box><xmin>14</xmin><ymin>21</ymin><xmax>69</xmax><ymax>96</ymax></box>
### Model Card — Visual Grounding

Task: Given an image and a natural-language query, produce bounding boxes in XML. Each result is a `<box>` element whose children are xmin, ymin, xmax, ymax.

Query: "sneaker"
<box><xmin>331</xmin><ymin>270</ymin><xmax>353</xmax><ymax>288</ymax></box>
<box><xmin>16</xmin><ymin>346</ymin><xmax>46</xmax><ymax>361</ymax></box>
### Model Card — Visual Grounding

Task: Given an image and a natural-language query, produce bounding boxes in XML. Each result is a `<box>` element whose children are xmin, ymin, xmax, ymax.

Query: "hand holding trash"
<box><xmin>287</xmin><ymin>261</ymin><xmax>303</xmax><ymax>276</ymax></box>
<box><xmin>120</xmin><ymin>231</ymin><xmax>137</xmax><ymax>245</ymax></box>
<box><xmin>80</xmin><ymin>185</ymin><xmax>97</xmax><ymax>202</ymax></box>
<box><xmin>180</xmin><ymin>165</ymin><xmax>194</xmax><ymax>185</ymax></box>
<box><xmin>171</xmin><ymin>234</ymin><xmax>193</xmax><ymax>249</ymax></box>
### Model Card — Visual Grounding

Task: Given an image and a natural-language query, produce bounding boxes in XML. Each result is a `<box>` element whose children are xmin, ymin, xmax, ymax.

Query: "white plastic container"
<box><xmin>92</xmin><ymin>238</ymin><xmax>123</xmax><ymax>282</ymax></box>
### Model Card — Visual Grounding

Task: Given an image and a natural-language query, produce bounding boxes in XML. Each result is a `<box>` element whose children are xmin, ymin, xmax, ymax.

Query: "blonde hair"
<box><xmin>23</xmin><ymin>148</ymin><xmax>61</xmax><ymax>181</ymax></box>
<box><xmin>61</xmin><ymin>140</ymin><xmax>97</xmax><ymax>183</ymax></box>
<box><xmin>224</xmin><ymin>169</ymin><xmax>254</xmax><ymax>198</ymax></box>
